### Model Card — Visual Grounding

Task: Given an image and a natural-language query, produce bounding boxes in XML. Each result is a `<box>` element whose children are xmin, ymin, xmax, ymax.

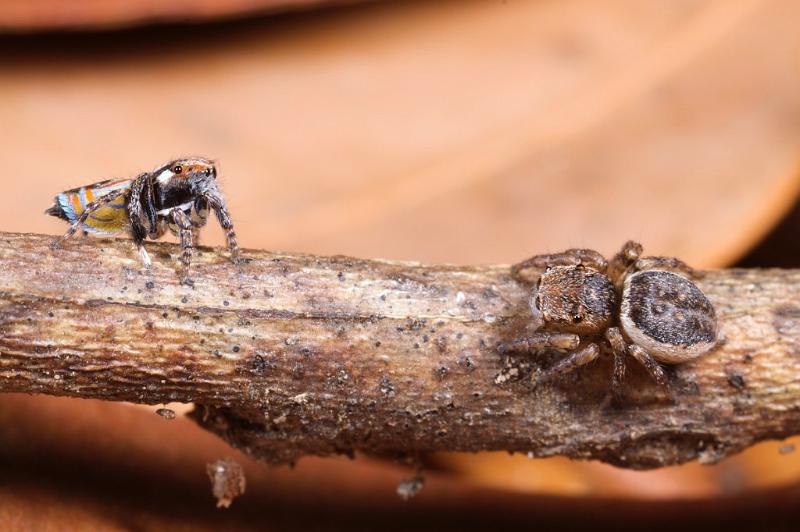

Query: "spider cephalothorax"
<box><xmin>499</xmin><ymin>241</ymin><xmax>718</xmax><ymax>399</ymax></box>
<box><xmin>531</xmin><ymin>264</ymin><xmax>617</xmax><ymax>334</ymax></box>
<box><xmin>47</xmin><ymin>157</ymin><xmax>239</xmax><ymax>282</ymax></box>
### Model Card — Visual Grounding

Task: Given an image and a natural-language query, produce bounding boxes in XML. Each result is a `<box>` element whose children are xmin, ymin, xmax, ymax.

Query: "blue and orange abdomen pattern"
<box><xmin>56</xmin><ymin>178</ymin><xmax>132</xmax><ymax>234</ymax></box>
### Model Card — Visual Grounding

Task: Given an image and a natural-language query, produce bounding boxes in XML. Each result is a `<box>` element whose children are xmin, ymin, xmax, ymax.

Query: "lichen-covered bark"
<box><xmin>0</xmin><ymin>232</ymin><xmax>798</xmax><ymax>469</ymax></box>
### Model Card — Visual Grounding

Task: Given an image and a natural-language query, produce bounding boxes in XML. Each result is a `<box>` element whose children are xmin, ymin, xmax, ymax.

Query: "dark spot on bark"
<box><xmin>233</xmin><ymin>345</ymin><xmax>241</xmax><ymax>353</ymax></box>
<box><xmin>48</xmin><ymin>312</ymin><xmax>54</xmax><ymax>318</ymax></box>
<box><xmin>435</xmin><ymin>336</ymin><xmax>448</xmax><ymax>353</ymax></box>
<box><xmin>181</xmin><ymin>296</ymin><xmax>189</xmax><ymax>304</ymax></box>
<box><xmin>435</xmin><ymin>365</ymin><xmax>449</xmax><ymax>380</ymax></box>
<box><xmin>337</xmin><ymin>272</ymin><xmax>345</xmax><ymax>281</ymax></box>
<box><xmin>674</xmin><ymin>377</ymin><xmax>699</xmax><ymax>395</ymax></box>
<box><xmin>250</xmin><ymin>354</ymin><xmax>267</xmax><ymax>373</ymax></box>
<box><xmin>458</xmin><ymin>355</ymin><xmax>475</xmax><ymax>371</ymax></box>
<box><xmin>408</xmin><ymin>319</ymin><xmax>425</xmax><ymax>331</ymax></box>
<box><xmin>727</xmin><ymin>373</ymin><xmax>746</xmax><ymax>391</ymax></box>
<box><xmin>145</xmin><ymin>281</ymin><xmax>155</xmax><ymax>290</ymax></box>
<box><xmin>162</xmin><ymin>313</ymin><xmax>168</xmax><ymax>318</ymax></box>
<box><xmin>379</xmin><ymin>377</ymin><xmax>395</xmax><ymax>397</ymax></box>
<box><xmin>223</xmin><ymin>300</ymin><xmax>230</xmax><ymax>306</ymax></box>
<box><xmin>374</xmin><ymin>341</ymin><xmax>382</xmax><ymax>347</ymax></box>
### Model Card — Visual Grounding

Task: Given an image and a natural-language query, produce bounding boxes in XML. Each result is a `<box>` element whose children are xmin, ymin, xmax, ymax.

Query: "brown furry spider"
<box><xmin>498</xmin><ymin>241</ymin><xmax>718</xmax><ymax>399</ymax></box>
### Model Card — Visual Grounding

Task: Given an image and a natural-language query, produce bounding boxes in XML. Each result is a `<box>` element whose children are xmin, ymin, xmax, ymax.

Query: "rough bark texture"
<box><xmin>0</xmin><ymin>232</ymin><xmax>798</xmax><ymax>470</ymax></box>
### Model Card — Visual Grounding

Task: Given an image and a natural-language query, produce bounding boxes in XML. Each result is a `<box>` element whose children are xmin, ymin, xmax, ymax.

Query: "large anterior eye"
<box><xmin>204</xmin><ymin>168</ymin><xmax>212</xmax><ymax>177</ymax></box>
<box><xmin>172</xmin><ymin>165</ymin><xmax>183</xmax><ymax>174</ymax></box>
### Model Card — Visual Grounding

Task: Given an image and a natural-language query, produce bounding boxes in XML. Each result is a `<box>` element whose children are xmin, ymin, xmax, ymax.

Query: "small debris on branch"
<box><xmin>778</xmin><ymin>443</ymin><xmax>796</xmax><ymax>455</ymax></box>
<box><xmin>156</xmin><ymin>408</ymin><xmax>177</xmax><ymax>420</ymax></box>
<box><xmin>207</xmin><ymin>457</ymin><xmax>246</xmax><ymax>509</ymax></box>
<box><xmin>396</xmin><ymin>465</ymin><xmax>426</xmax><ymax>501</ymax></box>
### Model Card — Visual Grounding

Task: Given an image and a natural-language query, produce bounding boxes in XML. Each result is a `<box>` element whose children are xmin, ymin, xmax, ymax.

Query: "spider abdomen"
<box><xmin>620</xmin><ymin>270</ymin><xmax>717</xmax><ymax>364</ymax></box>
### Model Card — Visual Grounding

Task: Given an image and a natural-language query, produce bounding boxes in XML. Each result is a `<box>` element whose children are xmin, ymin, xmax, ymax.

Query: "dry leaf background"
<box><xmin>2</xmin><ymin>0</ymin><xmax>800</xmax><ymax>528</ymax></box>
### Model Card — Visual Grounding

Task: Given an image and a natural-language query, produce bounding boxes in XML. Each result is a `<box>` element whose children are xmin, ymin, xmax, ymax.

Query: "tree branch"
<box><xmin>0</xmin><ymin>232</ymin><xmax>798</xmax><ymax>469</ymax></box>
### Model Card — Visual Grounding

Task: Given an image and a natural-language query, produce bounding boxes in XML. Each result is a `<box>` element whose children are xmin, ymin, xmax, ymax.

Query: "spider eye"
<box><xmin>204</xmin><ymin>168</ymin><xmax>212</xmax><ymax>177</ymax></box>
<box><xmin>172</xmin><ymin>165</ymin><xmax>183</xmax><ymax>174</ymax></box>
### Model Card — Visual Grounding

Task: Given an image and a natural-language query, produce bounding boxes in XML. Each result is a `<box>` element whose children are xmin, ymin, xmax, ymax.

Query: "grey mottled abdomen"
<box><xmin>620</xmin><ymin>270</ymin><xmax>718</xmax><ymax>363</ymax></box>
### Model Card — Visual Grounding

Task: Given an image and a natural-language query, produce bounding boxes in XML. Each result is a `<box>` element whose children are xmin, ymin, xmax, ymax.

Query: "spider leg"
<box><xmin>190</xmin><ymin>199</ymin><xmax>210</xmax><ymax>248</ymax></box>
<box><xmin>127</xmin><ymin>176</ymin><xmax>154</xmax><ymax>268</ymax></box>
<box><xmin>605</xmin><ymin>327</ymin><xmax>629</xmax><ymax>403</ymax></box>
<box><xmin>628</xmin><ymin>344</ymin><xmax>668</xmax><ymax>387</ymax></box>
<box><xmin>511</xmin><ymin>249</ymin><xmax>607</xmax><ymax>279</ymax></box>
<box><xmin>51</xmin><ymin>189</ymin><xmax>126</xmax><ymax>249</ymax></box>
<box><xmin>170</xmin><ymin>208</ymin><xmax>194</xmax><ymax>282</ymax></box>
<box><xmin>127</xmin><ymin>175</ymin><xmax>149</xmax><ymax>236</ymax></box>
<box><xmin>497</xmin><ymin>332</ymin><xmax>580</xmax><ymax>354</ymax></box>
<box><xmin>136</xmin><ymin>242</ymin><xmax>152</xmax><ymax>269</ymax></box>
<box><xmin>205</xmin><ymin>195</ymin><xmax>240</xmax><ymax>263</ymax></box>
<box><xmin>634</xmin><ymin>256</ymin><xmax>696</xmax><ymax>278</ymax></box>
<box><xmin>533</xmin><ymin>343</ymin><xmax>600</xmax><ymax>387</ymax></box>
<box><xmin>607</xmin><ymin>240</ymin><xmax>643</xmax><ymax>287</ymax></box>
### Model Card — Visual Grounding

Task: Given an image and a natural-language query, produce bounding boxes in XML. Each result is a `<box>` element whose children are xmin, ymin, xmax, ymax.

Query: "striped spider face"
<box><xmin>47</xmin><ymin>157</ymin><xmax>239</xmax><ymax>282</ymax></box>
<box><xmin>150</xmin><ymin>158</ymin><xmax>219</xmax><ymax>218</ymax></box>
<box><xmin>154</xmin><ymin>158</ymin><xmax>216</xmax><ymax>187</ymax></box>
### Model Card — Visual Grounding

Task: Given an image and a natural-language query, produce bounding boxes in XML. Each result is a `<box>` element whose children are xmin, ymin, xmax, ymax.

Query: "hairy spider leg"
<box><xmin>634</xmin><ymin>256</ymin><xmax>696</xmax><ymax>278</ymax></box>
<box><xmin>533</xmin><ymin>343</ymin><xmax>600</xmax><ymax>386</ymax></box>
<box><xmin>127</xmin><ymin>175</ymin><xmax>154</xmax><ymax>268</ymax></box>
<box><xmin>511</xmin><ymin>248</ymin><xmax>608</xmax><ymax>278</ymax></box>
<box><xmin>628</xmin><ymin>344</ymin><xmax>668</xmax><ymax>386</ymax></box>
<box><xmin>605</xmin><ymin>327</ymin><xmax>629</xmax><ymax>402</ymax></box>
<box><xmin>206</xmin><ymin>195</ymin><xmax>240</xmax><ymax>262</ymax></box>
<box><xmin>497</xmin><ymin>332</ymin><xmax>580</xmax><ymax>354</ymax></box>
<box><xmin>607</xmin><ymin>240</ymin><xmax>643</xmax><ymax>287</ymax></box>
<box><xmin>170</xmin><ymin>208</ymin><xmax>194</xmax><ymax>282</ymax></box>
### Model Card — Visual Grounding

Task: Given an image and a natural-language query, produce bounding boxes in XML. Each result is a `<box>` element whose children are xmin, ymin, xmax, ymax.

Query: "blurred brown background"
<box><xmin>2</xmin><ymin>0</ymin><xmax>800</xmax><ymax>529</ymax></box>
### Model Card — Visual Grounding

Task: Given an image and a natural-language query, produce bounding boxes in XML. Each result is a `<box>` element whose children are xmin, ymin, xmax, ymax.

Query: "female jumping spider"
<box><xmin>498</xmin><ymin>241</ymin><xmax>718</xmax><ymax>398</ymax></box>
<box><xmin>46</xmin><ymin>157</ymin><xmax>239</xmax><ymax>281</ymax></box>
